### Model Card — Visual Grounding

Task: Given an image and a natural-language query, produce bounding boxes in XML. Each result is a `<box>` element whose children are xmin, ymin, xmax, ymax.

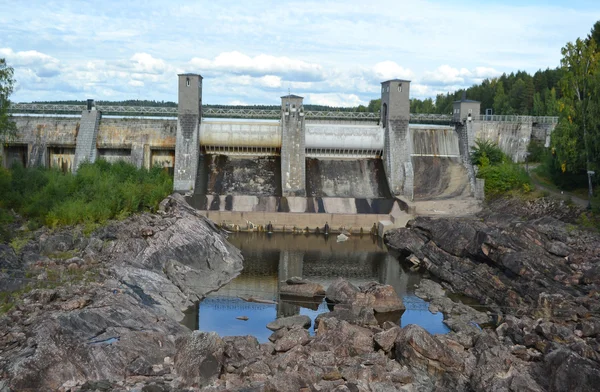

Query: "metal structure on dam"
<box><xmin>3</xmin><ymin>74</ymin><xmax>558</xmax><ymax>233</ymax></box>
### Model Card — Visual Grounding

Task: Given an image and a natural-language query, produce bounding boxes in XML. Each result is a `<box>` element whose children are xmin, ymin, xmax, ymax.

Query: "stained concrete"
<box><xmin>306</xmin><ymin>158</ymin><xmax>391</xmax><ymax>199</ymax></box>
<box><xmin>196</xmin><ymin>155</ymin><xmax>282</xmax><ymax>196</ymax></box>
<box><xmin>412</xmin><ymin>156</ymin><xmax>471</xmax><ymax>201</ymax></box>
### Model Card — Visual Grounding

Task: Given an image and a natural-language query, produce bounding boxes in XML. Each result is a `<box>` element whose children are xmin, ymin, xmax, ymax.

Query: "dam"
<box><xmin>3</xmin><ymin>74</ymin><xmax>558</xmax><ymax>233</ymax></box>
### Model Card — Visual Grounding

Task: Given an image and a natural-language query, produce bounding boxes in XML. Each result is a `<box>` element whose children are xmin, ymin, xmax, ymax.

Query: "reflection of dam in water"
<box><xmin>187</xmin><ymin>233</ymin><xmax>447</xmax><ymax>342</ymax></box>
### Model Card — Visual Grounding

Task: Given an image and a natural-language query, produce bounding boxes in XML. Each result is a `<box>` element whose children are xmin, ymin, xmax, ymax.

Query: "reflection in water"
<box><xmin>196</xmin><ymin>233</ymin><xmax>449</xmax><ymax>342</ymax></box>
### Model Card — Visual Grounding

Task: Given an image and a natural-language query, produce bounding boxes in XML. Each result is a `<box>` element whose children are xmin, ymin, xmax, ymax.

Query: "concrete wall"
<box><xmin>473</xmin><ymin>120</ymin><xmax>533</xmax><ymax>162</ymax></box>
<box><xmin>9</xmin><ymin>116</ymin><xmax>79</xmax><ymax>168</ymax></box>
<box><xmin>97</xmin><ymin>117</ymin><xmax>176</xmax><ymax>169</ymax></box>
<box><xmin>305</xmin><ymin>158</ymin><xmax>391</xmax><ymax>198</ymax></box>
<box><xmin>198</xmin><ymin>210</ymin><xmax>391</xmax><ymax>233</ymax></box>
<box><xmin>410</xmin><ymin>125</ymin><xmax>460</xmax><ymax>157</ymax></box>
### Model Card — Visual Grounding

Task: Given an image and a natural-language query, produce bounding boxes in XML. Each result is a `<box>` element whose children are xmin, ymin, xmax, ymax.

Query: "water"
<box><xmin>189</xmin><ymin>232</ymin><xmax>449</xmax><ymax>342</ymax></box>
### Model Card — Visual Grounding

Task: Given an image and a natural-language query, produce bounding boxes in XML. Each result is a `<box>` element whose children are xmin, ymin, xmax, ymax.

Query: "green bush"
<box><xmin>0</xmin><ymin>160</ymin><xmax>173</xmax><ymax>232</ymax></box>
<box><xmin>477</xmin><ymin>162</ymin><xmax>532</xmax><ymax>197</ymax></box>
<box><xmin>526</xmin><ymin>140</ymin><xmax>547</xmax><ymax>163</ymax></box>
<box><xmin>471</xmin><ymin>139</ymin><xmax>509</xmax><ymax>166</ymax></box>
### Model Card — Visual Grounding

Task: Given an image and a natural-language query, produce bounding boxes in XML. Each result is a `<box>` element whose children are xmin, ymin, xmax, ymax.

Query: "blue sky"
<box><xmin>0</xmin><ymin>0</ymin><xmax>598</xmax><ymax>106</ymax></box>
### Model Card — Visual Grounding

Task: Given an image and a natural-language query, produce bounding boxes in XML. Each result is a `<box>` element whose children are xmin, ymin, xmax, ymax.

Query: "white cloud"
<box><xmin>189</xmin><ymin>51</ymin><xmax>325</xmax><ymax>81</ymax></box>
<box><xmin>371</xmin><ymin>61</ymin><xmax>414</xmax><ymax>82</ymax></box>
<box><xmin>0</xmin><ymin>47</ymin><xmax>61</xmax><ymax>78</ymax></box>
<box><xmin>306</xmin><ymin>93</ymin><xmax>364</xmax><ymax>107</ymax></box>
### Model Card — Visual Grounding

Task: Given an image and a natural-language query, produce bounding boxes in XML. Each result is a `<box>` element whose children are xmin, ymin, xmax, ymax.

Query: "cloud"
<box><xmin>305</xmin><ymin>93</ymin><xmax>364</xmax><ymax>107</ymax></box>
<box><xmin>0</xmin><ymin>47</ymin><xmax>61</xmax><ymax>78</ymax></box>
<box><xmin>371</xmin><ymin>61</ymin><xmax>414</xmax><ymax>82</ymax></box>
<box><xmin>420</xmin><ymin>65</ymin><xmax>502</xmax><ymax>89</ymax></box>
<box><xmin>189</xmin><ymin>51</ymin><xmax>325</xmax><ymax>82</ymax></box>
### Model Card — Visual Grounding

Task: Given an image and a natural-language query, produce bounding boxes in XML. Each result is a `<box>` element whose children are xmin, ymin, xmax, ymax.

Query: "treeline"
<box><xmin>357</xmin><ymin>68</ymin><xmax>564</xmax><ymax>116</ymax></box>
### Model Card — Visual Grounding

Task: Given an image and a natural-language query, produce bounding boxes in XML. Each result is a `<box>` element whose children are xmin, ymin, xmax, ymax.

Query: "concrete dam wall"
<box><xmin>196</xmin><ymin>155</ymin><xmax>281</xmax><ymax>196</ymax></box>
<box><xmin>306</xmin><ymin>158</ymin><xmax>391</xmax><ymax>199</ymax></box>
<box><xmin>410</xmin><ymin>126</ymin><xmax>471</xmax><ymax>201</ymax></box>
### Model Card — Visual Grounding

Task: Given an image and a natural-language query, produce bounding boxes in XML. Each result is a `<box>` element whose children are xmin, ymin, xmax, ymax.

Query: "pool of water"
<box><xmin>184</xmin><ymin>232</ymin><xmax>449</xmax><ymax>342</ymax></box>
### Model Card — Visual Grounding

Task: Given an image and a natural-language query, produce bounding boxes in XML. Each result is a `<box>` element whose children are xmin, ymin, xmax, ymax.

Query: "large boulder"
<box><xmin>267</xmin><ymin>315</ymin><xmax>311</xmax><ymax>331</ymax></box>
<box><xmin>326</xmin><ymin>277</ymin><xmax>360</xmax><ymax>304</ymax></box>
<box><xmin>174</xmin><ymin>331</ymin><xmax>225</xmax><ymax>388</ymax></box>
<box><xmin>360</xmin><ymin>282</ymin><xmax>405</xmax><ymax>313</ymax></box>
<box><xmin>280</xmin><ymin>277</ymin><xmax>326</xmax><ymax>298</ymax></box>
<box><xmin>312</xmin><ymin>317</ymin><xmax>375</xmax><ymax>357</ymax></box>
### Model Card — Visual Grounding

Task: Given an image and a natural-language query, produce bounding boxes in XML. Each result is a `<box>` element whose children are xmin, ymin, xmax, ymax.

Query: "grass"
<box><xmin>0</xmin><ymin>160</ymin><xmax>173</xmax><ymax>240</ymax></box>
<box><xmin>0</xmin><ymin>262</ymin><xmax>101</xmax><ymax>315</ymax></box>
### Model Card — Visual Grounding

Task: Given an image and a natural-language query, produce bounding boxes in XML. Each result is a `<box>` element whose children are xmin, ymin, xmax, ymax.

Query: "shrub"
<box><xmin>477</xmin><ymin>162</ymin><xmax>531</xmax><ymax>197</ymax></box>
<box><xmin>526</xmin><ymin>140</ymin><xmax>547</xmax><ymax>163</ymax></box>
<box><xmin>0</xmin><ymin>160</ymin><xmax>173</xmax><ymax>233</ymax></box>
<box><xmin>471</xmin><ymin>139</ymin><xmax>509</xmax><ymax>166</ymax></box>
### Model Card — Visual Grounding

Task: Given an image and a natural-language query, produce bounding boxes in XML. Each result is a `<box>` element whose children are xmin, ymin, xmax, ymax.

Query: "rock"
<box><xmin>267</xmin><ymin>315</ymin><xmax>311</xmax><ymax>331</ymax></box>
<box><xmin>312</xmin><ymin>317</ymin><xmax>374</xmax><ymax>357</ymax></box>
<box><xmin>274</xmin><ymin>327</ymin><xmax>310</xmax><ymax>352</ymax></box>
<box><xmin>279</xmin><ymin>278</ymin><xmax>325</xmax><ymax>298</ymax></box>
<box><xmin>374</xmin><ymin>326</ymin><xmax>401</xmax><ymax>352</ymax></box>
<box><xmin>174</xmin><ymin>331</ymin><xmax>225</xmax><ymax>388</ymax></box>
<box><xmin>326</xmin><ymin>278</ymin><xmax>360</xmax><ymax>304</ymax></box>
<box><xmin>395</xmin><ymin>324</ymin><xmax>465</xmax><ymax>373</ymax></box>
<box><xmin>337</xmin><ymin>233</ymin><xmax>348</xmax><ymax>242</ymax></box>
<box><xmin>236</xmin><ymin>316</ymin><xmax>249</xmax><ymax>321</ymax></box>
<box><xmin>316</xmin><ymin>304</ymin><xmax>378</xmax><ymax>327</ymax></box>
<box><xmin>222</xmin><ymin>335</ymin><xmax>264</xmax><ymax>372</ymax></box>
<box><xmin>538</xmin><ymin>348</ymin><xmax>600</xmax><ymax>392</ymax></box>
<box><xmin>360</xmin><ymin>282</ymin><xmax>405</xmax><ymax>313</ymax></box>
<box><xmin>1</xmin><ymin>195</ymin><xmax>244</xmax><ymax>391</ymax></box>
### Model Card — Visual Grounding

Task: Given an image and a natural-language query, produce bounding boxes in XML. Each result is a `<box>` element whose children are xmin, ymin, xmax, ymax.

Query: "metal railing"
<box><xmin>475</xmin><ymin>114</ymin><xmax>559</xmax><ymax>123</ymax></box>
<box><xmin>9</xmin><ymin>103</ymin><xmax>559</xmax><ymax>123</ymax></box>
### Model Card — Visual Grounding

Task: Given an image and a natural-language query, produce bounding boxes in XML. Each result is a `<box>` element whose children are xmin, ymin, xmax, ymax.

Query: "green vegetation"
<box><xmin>0</xmin><ymin>263</ymin><xmax>101</xmax><ymax>314</ymax></box>
<box><xmin>470</xmin><ymin>139</ymin><xmax>508</xmax><ymax>166</ymax></box>
<box><xmin>471</xmin><ymin>140</ymin><xmax>531</xmax><ymax>198</ymax></box>
<box><xmin>0</xmin><ymin>58</ymin><xmax>17</xmax><ymax>140</ymax></box>
<box><xmin>0</xmin><ymin>160</ymin><xmax>172</xmax><ymax>240</ymax></box>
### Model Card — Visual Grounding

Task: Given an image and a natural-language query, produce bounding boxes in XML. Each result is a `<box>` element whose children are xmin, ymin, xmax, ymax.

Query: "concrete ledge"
<box><xmin>198</xmin><ymin>210</ymin><xmax>387</xmax><ymax>234</ymax></box>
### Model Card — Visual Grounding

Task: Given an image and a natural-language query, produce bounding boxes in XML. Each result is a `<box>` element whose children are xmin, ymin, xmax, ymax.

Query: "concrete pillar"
<box><xmin>131</xmin><ymin>143</ymin><xmax>145</xmax><ymax>169</ymax></box>
<box><xmin>381</xmin><ymin>79</ymin><xmax>413</xmax><ymax>199</ymax></box>
<box><xmin>174</xmin><ymin>73</ymin><xmax>202</xmax><ymax>192</ymax></box>
<box><xmin>143</xmin><ymin>144</ymin><xmax>151</xmax><ymax>170</ymax></box>
<box><xmin>280</xmin><ymin>95</ymin><xmax>306</xmax><ymax>197</ymax></box>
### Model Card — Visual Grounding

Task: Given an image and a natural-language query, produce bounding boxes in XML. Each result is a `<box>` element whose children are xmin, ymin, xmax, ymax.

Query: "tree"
<box><xmin>367</xmin><ymin>99</ymin><xmax>381</xmax><ymax>113</ymax></box>
<box><xmin>532</xmin><ymin>92</ymin><xmax>545</xmax><ymax>116</ymax></box>
<box><xmin>552</xmin><ymin>38</ymin><xmax>599</xmax><ymax>174</ymax></box>
<box><xmin>0</xmin><ymin>58</ymin><xmax>17</xmax><ymax>141</ymax></box>
<box><xmin>493</xmin><ymin>82</ymin><xmax>513</xmax><ymax>114</ymax></box>
<box><xmin>588</xmin><ymin>20</ymin><xmax>600</xmax><ymax>51</ymax></box>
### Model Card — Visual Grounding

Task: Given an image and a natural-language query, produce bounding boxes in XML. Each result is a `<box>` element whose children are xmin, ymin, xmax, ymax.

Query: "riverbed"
<box><xmin>182</xmin><ymin>232</ymin><xmax>449</xmax><ymax>342</ymax></box>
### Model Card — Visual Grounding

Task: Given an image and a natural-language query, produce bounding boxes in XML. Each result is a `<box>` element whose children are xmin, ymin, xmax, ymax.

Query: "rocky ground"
<box><xmin>0</xmin><ymin>195</ymin><xmax>598</xmax><ymax>391</ymax></box>
<box><xmin>385</xmin><ymin>196</ymin><xmax>600</xmax><ymax>391</ymax></box>
<box><xmin>0</xmin><ymin>194</ymin><xmax>243</xmax><ymax>391</ymax></box>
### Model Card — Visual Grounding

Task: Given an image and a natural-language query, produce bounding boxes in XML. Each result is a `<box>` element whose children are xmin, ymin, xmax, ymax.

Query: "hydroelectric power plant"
<box><xmin>3</xmin><ymin>74</ymin><xmax>558</xmax><ymax>234</ymax></box>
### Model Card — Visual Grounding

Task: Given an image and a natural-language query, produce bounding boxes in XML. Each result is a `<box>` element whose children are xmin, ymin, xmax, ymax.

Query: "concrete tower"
<box><xmin>174</xmin><ymin>73</ymin><xmax>202</xmax><ymax>192</ymax></box>
<box><xmin>280</xmin><ymin>94</ymin><xmax>306</xmax><ymax>197</ymax></box>
<box><xmin>381</xmin><ymin>79</ymin><xmax>413</xmax><ymax>199</ymax></box>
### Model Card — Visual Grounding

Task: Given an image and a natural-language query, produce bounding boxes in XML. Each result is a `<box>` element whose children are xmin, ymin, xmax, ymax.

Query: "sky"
<box><xmin>0</xmin><ymin>0</ymin><xmax>599</xmax><ymax>107</ymax></box>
